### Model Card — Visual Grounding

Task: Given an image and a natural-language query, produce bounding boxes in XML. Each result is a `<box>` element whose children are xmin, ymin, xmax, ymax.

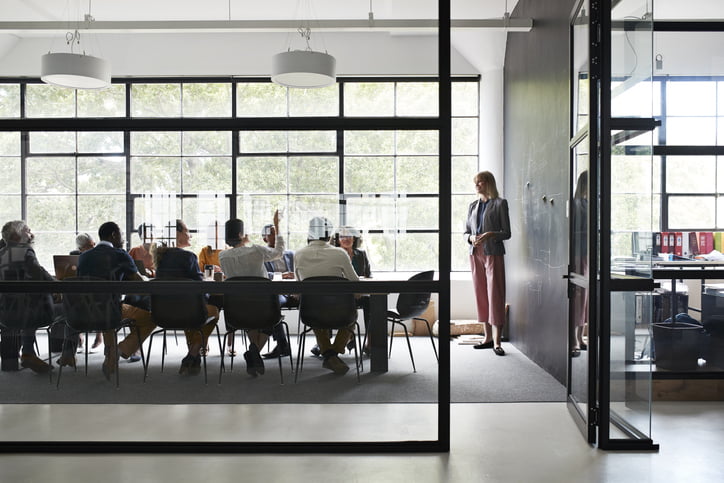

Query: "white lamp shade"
<box><xmin>41</xmin><ymin>52</ymin><xmax>111</xmax><ymax>90</ymax></box>
<box><xmin>271</xmin><ymin>50</ymin><xmax>336</xmax><ymax>88</ymax></box>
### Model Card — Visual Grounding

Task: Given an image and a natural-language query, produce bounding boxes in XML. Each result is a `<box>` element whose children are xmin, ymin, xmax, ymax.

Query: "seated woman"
<box><xmin>333</xmin><ymin>226</ymin><xmax>372</xmax><ymax>353</ymax></box>
<box><xmin>218</xmin><ymin>210</ymin><xmax>284</xmax><ymax>377</ymax></box>
<box><xmin>153</xmin><ymin>219</ymin><xmax>220</xmax><ymax>376</ymax></box>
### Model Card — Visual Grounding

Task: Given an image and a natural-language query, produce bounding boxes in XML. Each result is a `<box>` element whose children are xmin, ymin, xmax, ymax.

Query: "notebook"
<box><xmin>53</xmin><ymin>255</ymin><xmax>80</xmax><ymax>280</ymax></box>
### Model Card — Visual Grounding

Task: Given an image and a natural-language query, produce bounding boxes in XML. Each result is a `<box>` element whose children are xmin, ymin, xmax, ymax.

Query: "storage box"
<box><xmin>431</xmin><ymin>319</ymin><xmax>484</xmax><ymax>337</ymax></box>
<box><xmin>652</xmin><ymin>322</ymin><xmax>702</xmax><ymax>371</ymax></box>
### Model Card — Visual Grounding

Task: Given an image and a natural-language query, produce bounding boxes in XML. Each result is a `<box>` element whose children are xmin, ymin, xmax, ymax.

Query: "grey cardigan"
<box><xmin>464</xmin><ymin>197</ymin><xmax>511</xmax><ymax>256</ymax></box>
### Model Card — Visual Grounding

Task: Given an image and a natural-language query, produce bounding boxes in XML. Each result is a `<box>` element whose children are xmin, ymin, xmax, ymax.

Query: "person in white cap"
<box><xmin>294</xmin><ymin>216</ymin><xmax>359</xmax><ymax>375</ymax></box>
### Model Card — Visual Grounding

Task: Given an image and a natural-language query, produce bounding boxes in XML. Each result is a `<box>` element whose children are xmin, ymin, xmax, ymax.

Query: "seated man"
<box><xmin>219</xmin><ymin>211</ymin><xmax>284</xmax><ymax>376</ymax></box>
<box><xmin>70</xmin><ymin>232</ymin><xmax>96</xmax><ymax>255</ymax></box>
<box><xmin>73</xmin><ymin>221</ymin><xmax>155</xmax><ymax>380</ymax></box>
<box><xmin>153</xmin><ymin>219</ymin><xmax>219</xmax><ymax>376</ymax></box>
<box><xmin>294</xmin><ymin>216</ymin><xmax>360</xmax><ymax>375</ymax></box>
<box><xmin>261</xmin><ymin>223</ymin><xmax>296</xmax><ymax>359</ymax></box>
<box><xmin>0</xmin><ymin>220</ymin><xmax>57</xmax><ymax>373</ymax></box>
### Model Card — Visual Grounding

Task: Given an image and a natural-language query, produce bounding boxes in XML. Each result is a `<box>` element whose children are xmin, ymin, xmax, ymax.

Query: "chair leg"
<box><xmin>353</xmin><ymin>322</ymin><xmax>361</xmax><ymax>382</ymax></box>
<box><xmin>143</xmin><ymin>332</ymin><xmax>158</xmax><ymax>383</ymax></box>
<box><xmin>401</xmin><ymin>323</ymin><xmax>416</xmax><ymax>372</ymax></box>
<box><xmin>200</xmin><ymin>330</ymin><xmax>208</xmax><ymax>385</ymax></box>
<box><xmin>415</xmin><ymin>317</ymin><xmax>439</xmax><ymax>362</ymax></box>
<box><xmin>113</xmin><ymin>330</ymin><xmax>120</xmax><ymax>388</ymax></box>
<box><xmin>294</xmin><ymin>327</ymin><xmax>310</xmax><ymax>383</ymax></box>
<box><xmin>219</xmin><ymin>331</ymin><xmax>231</xmax><ymax>384</ymax></box>
<box><xmin>280</xmin><ymin>320</ymin><xmax>294</xmax><ymax>372</ymax></box>
<box><xmin>160</xmin><ymin>330</ymin><xmax>167</xmax><ymax>373</ymax></box>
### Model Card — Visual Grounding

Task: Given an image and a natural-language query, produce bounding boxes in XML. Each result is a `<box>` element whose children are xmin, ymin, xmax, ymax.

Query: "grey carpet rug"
<box><xmin>0</xmin><ymin>335</ymin><xmax>565</xmax><ymax>404</ymax></box>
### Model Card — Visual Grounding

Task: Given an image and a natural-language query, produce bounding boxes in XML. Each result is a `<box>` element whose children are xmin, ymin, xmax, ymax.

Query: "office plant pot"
<box><xmin>652</xmin><ymin>322</ymin><xmax>702</xmax><ymax>371</ymax></box>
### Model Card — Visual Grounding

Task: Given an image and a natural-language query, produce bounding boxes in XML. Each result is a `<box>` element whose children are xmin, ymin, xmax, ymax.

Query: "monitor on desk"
<box><xmin>631</xmin><ymin>231</ymin><xmax>654</xmax><ymax>259</ymax></box>
<box><xmin>53</xmin><ymin>255</ymin><xmax>79</xmax><ymax>280</ymax></box>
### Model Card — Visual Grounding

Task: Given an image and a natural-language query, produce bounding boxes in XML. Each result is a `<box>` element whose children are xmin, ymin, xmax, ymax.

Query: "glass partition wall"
<box><xmin>0</xmin><ymin>1</ymin><xmax>455</xmax><ymax>452</ymax></box>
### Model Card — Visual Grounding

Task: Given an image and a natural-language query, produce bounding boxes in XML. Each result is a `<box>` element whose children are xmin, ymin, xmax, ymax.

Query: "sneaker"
<box><xmin>322</xmin><ymin>354</ymin><xmax>349</xmax><ymax>375</ymax></box>
<box><xmin>310</xmin><ymin>344</ymin><xmax>322</xmax><ymax>357</ymax></box>
<box><xmin>20</xmin><ymin>355</ymin><xmax>53</xmax><ymax>374</ymax></box>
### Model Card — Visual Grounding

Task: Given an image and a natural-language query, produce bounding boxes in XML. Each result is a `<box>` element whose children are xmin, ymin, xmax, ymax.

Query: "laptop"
<box><xmin>53</xmin><ymin>255</ymin><xmax>80</xmax><ymax>280</ymax></box>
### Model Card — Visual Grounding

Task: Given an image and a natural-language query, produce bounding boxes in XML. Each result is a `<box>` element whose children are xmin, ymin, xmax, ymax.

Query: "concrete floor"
<box><xmin>1</xmin><ymin>401</ymin><xmax>723</xmax><ymax>482</ymax></box>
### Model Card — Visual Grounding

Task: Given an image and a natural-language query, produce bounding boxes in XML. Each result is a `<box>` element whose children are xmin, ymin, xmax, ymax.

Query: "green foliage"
<box><xmin>29</xmin><ymin>132</ymin><xmax>76</xmax><ymax>153</ymax></box>
<box><xmin>130</xmin><ymin>157</ymin><xmax>181</xmax><ymax>192</ymax></box>
<box><xmin>344</xmin><ymin>83</ymin><xmax>394</xmax><ymax>117</ymax></box>
<box><xmin>78</xmin><ymin>156</ymin><xmax>126</xmax><ymax>193</ymax></box>
<box><xmin>78</xmin><ymin>132</ymin><xmax>124</xmax><ymax>153</ymax></box>
<box><xmin>0</xmin><ymin>195</ymin><xmax>21</xmax><ymax>222</ymax></box>
<box><xmin>25</xmin><ymin>84</ymin><xmax>74</xmax><ymax>118</ymax></box>
<box><xmin>396</xmin><ymin>82</ymin><xmax>438</xmax><ymax>117</ymax></box>
<box><xmin>0</xmin><ymin>84</ymin><xmax>20</xmax><ymax>118</ymax></box>
<box><xmin>452</xmin><ymin>118</ymin><xmax>478</xmax><ymax>155</ymax></box>
<box><xmin>397</xmin><ymin>156</ymin><xmax>439</xmax><ymax>193</ymax></box>
<box><xmin>182</xmin><ymin>83</ymin><xmax>231</xmax><ymax>117</ymax></box>
<box><xmin>237</xmin><ymin>83</ymin><xmax>287</xmax><ymax>117</ymax></box>
<box><xmin>452</xmin><ymin>156</ymin><xmax>478</xmax><ymax>194</ymax></box>
<box><xmin>26</xmin><ymin>157</ymin><xmax>76</xmax><ymax>194</ymax></box>
<box><xmin>182</xmin><ymin>157</ymin><xmax>232</xmax><ymax>193</ymax></box>
<box><xmin>344</xmin><ymin>157</ymin><xmax>394</xmax><ymax>193</ymax></box>
<box><xmin>237</xmin><ymin>157</ymin><xmax>287</xmax><ymax>193</ymax></box>
<box><xmin>131</xmin><ymin>131</ymin><xmax>182</xmax><ymax>155</ymax></box>
<box><xmin>396</xmin><ymin>130</ymin><xmax>438</xmax><ymax>155</ymax></box>
<box><xmin>289</xmin><ymin>85</ymin><xmax>339</xmax><ymax>116</ymax></box>
<box><xmin>131</xmin><ymin>84</ymin><xmax>181</xmax><ymax>117</ymax></box>
<box><xmin>452</xmin><ymin>83</ymin><xmax>478</xmax><ymax>117</ymax></box>
<box><xmin>0</xmin><ymin>157</ymin><xmax>21</xmax><ymax>193</ymax></box>
<box><xmin>345</xmin><ymin>131</ymin><xmax>395</xmax><ymax>155</ymax></box>
<box><xmin>183</xmin><ymin>131</ymin><xmax>232</xmax><ymax>156</ymax></box>
<box><xmin>77</xmin><ymin>85</ymin><xmax>126</xmax><ymax>117</ymax></box>
<box><xmin>289</xmin><ymin>156</ymin><xmax>338</xmax><ymax>193</ymax></box>
<box><xmin>0</xmin><ymin>132</ymin><xmax>20</xmax><ymax>156</ymax></box>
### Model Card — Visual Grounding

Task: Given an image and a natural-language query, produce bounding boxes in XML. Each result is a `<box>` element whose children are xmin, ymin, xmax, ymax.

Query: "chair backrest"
<box><xmin>223</xmin><ymin>276</ymin><xmax>281</xmax><ymax>331</ymax></box>
<box><xmin>0</xmin><ymin>292</ymin><xmax>54</xmax><ymax>330</ymax></box>
<box><xmin>396</xmin><ymin>270</ymin><xmax>434</xmax><ymax>319</ymax></box>
<box><xmin>299</xmin><ymin>276</ymin><xmax>358</xmax><ymax>330</ymax></box>
<box><xmin>62</xmin><ymin>276</ymin><xmax>124</xmax><ymax>332</ymax></box>
<box><xmin>150</xmin><ymin>277</ymin><xmax>208</xmax><ymax>330</ymax></box>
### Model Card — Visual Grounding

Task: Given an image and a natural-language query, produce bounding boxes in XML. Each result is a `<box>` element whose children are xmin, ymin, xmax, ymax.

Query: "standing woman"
<box><xmin>464</xmin><ymin>171</ymin><xmax>511</xmax><ymax>355</ymax></box>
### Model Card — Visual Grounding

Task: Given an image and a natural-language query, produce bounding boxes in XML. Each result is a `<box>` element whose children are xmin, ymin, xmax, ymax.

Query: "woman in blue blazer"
<box><xmin>464</xmin><ymin>171</ymin><xmax>511</xmax><ymax>355</ymax></box>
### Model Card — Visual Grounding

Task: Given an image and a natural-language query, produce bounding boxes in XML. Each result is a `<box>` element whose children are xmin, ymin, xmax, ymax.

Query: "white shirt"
<box><xmin>294</xmin><ymin>240</ymin><xmax>360</xmax><ymax>282</ymax></box>
<box><xmin>219</xmin><ymin>235</ymin><xmax>285</xmax><ymax>279</ymax></box>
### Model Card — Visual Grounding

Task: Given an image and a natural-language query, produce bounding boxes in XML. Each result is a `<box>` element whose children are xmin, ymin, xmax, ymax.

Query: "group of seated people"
<box><xmin>0</xmin><ymin>213</ymin><xmax>373</xmax><ymax>379</ymax></box>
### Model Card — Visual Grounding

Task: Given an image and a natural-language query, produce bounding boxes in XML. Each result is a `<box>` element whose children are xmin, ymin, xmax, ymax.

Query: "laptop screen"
<box><xmin>53</xmin><ymin>255</ymin><xmax>79</xmax><ymax>280</ymax></box>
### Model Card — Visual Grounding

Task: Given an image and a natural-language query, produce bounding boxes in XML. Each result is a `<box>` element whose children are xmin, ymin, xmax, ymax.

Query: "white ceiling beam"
<box><xmin>0</xmin><ymin>18</ymin><xmax>534</xmax><ymax>34</ymax></box>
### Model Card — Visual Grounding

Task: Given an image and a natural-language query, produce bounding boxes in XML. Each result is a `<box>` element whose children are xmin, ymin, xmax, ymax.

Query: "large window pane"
<box><xmin>288</xmin><ymin>131</ymin><xmax>336</xmax><ymax>152</ymax></box>
<box><xmin>26</xmin><ymin>157</ymin><xmax>75</xmax><ymax>194</ymax></box>
<box><xmin>288</xmin><ymin>195</ymin><xmax>339</xmax><ymax>234</ymax></box>
<box><xmin>345</xmin><ymin>196</ymin><xmax>395</xmax><ymax>231</ymax></box>
<box><xmin>183</xmin><ymin>131</ymin><xmax>231</xmax><ymax>156</ymax></box>
<box><xmin>396</xmin><ymin>130</ymin><xmax>439</xmax><ymax>155</ymax></box>
<box><xmin>452</xmin><ymin>82</ymin><xmax>478</xmax><ymax>116</ymax></box>
<box><xmin>344</xmin><ymin>82</ymin><xmax>394</xmax><ymax>117</ymax></box>
<box><xmin>344</xmin><ymin>157</ymin><xmax>394</xmax><ymax>193</ymax></box>
<box><xmin>666</xmin><ymin>80</ymin><xmax>716</xmax><ymax>116</ymax></box>
<box><xmin>29</xmin><ymin>132</ymin><xmax>76</xmax><ymax>153</ymax></box>
<box><xmin>398</xmin><ymin>197</ymin><xmax>438</xmax><ymax>230</ymax></box>
<box><xmin>668</xmin><ymin>196</ymin><xmax>716</xmax><ymax>229</ymax></box>
<box><xmin>366</xmin><ymin>233</ymin><xmax>395</xmax><ymax>271</ymax></box>
<box><xmin>77</xmin><ymin>85</ymin><xmax>126</xmax><ymax>117</ymax></box>
<box><xmin>25</xmin><ymin>84</ymin><xmax>75</xmax><ymax>118</ymax></box>
<box><xmin>452</xmin><ymin>156</ymin><xmax>478</xmax><ymax>193</ymax></box>
<box><xmin>289</xmin><ymin>156</ymin><xmax>338</xmax><ymax>193</ymax></box>
<box><xmin>182</xmin><ymin>157</ymin><xmax>232</xmax><ymax>193</ymax></box>
<box><xmin>239</xmin><ymin>131</ymin><xmax>288</xmax><ymax>153</ymax></box>
<box><xmin>236</xmin><ymin>83</ymin><xmax>287</xmax><ymax>117</ymax></box>
<box><xmin>182</xmin><ymin>83</ymin><xmax>232</xmax><ymax>117</ymax></box>
<box><xmin>131</xmin><ymin>84</ymin><xmax>181</xmax><ymax>117</ymax></box>
<box><xmin>236</xmin><ymin>194</ymin><xmax>286</xmax><ymax>238</ymax></box>
<box><xmin>26</xmin><ymin>195</ymin><xmax>76</xmax><ymax>231</ymax></box>
<box><xmin>452</xmin><ymin>118</ymin><xmax>478</xmax><ymax>155</ymax></box>
<box><xmin>0</xmin><ymin>195</ymin><xmax>21</xmax><ymax>221</ymax></box>
<box><xmin>78</xmin><ymin>195</ymin><xmax>126</xmax><ymax>231</ymax></box>
<box><xmin>131</xmin><ymin>157</ymin><xmax>181</xmax><ymax>192</ymax></box>
<box><xmin>397</xmin><ymin>156</ymin><xmax>439</xmax><ymax>193</ymax></box>
<box><xmin>0</xmin><ymin>132</ymin><xmax>20</xmax><ymax>156</ymax></box>
<box><xmin>666</xmin><ymin>117</ymin><xmax>716</xmax><ymax>145</ymax></box>
<box><xmin>77</xmin><ymin>132</ymin><xmax>124</xmax><ymax>153</ymax></box>
<box><xmin>397</xmin><ymin>233</ymin><xmax>439</xmax><ymax>271</ymax></box>
<box><xmin>0</xmin><ymin>157</ymin><xmax>21</xmax><ymax>194</ymax></box>
<box><xmin>131</xmin><ymin>132</ymin><xmax>182</xmax><ymax>155</ymax></box>
<box><xmin>78</xmin><ymin>157</ymin><xmax>126</xmax><ymax>194</ymax></box>
<box><xmin>345</xmin><ymin>131</ymin><xmax>395</xmax><ymax>155</ymax></box>
<box><xmin>237</xmin><ymin>157</ymin><xmax>287</xmax><ymax>193</ymax></box>
<box><xmin>396</xmin><ymin>82</ymin><xmax>438</xmax><ymax>117</ymax></box>
<box><xmin>666</xmin><ymin>156</ymin><xmax>716</xmax><ymax>193</ymax></box>
<box><xmin>288</xmin><ymin>85</ymin><xmax>339</xmax><ymax>116</ymax></box>
<box><xmin>0</xmin><ymin>84</ymin><xmax>20</xmax><ymax>118</ymax></box>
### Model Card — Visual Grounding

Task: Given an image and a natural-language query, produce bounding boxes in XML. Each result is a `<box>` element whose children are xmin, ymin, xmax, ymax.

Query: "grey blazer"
<box><xmin>464</xmin><ymin>197</ymin><xmax>511</xmax><ymax>256</ymax></box>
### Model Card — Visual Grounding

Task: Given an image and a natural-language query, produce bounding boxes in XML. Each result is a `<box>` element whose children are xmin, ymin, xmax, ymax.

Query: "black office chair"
<box><xmin>145</xmin><ymin>278</ymin><xmax>219</xmax><ymax>384</ymax></box>
<box><xmin>296</xmin><ymin>276</ymin><xmax>361</xmax><ymax>383</ymax></box>
<box><xmin>221</xmin><ymin>276</ymin><xmax>291</xmax><ymax>384</ymax></box>
<box><xmin>0</xmin><ymin>291</ymin><xmax>57</xmax><ymax>382</ymax></box>
<box><xmin>386</xmin><ymin>270</ymin><xmax>438</xmax><ymax>372</ymax></box>
<box><xmin>58</xmin><ymin>276</ymin><xmax>137</xmax><ymax>388</ymax></box>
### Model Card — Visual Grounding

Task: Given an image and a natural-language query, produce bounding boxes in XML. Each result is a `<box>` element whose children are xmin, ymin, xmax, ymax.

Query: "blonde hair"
<box><xmin>474</xmin><ymin>171</ymin><xmax>499</xmax><ymax>199</ymax></box>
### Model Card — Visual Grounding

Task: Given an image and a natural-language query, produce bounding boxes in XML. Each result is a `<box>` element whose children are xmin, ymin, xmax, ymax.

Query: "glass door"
<box><xmin>567</xmin><ymin>0</ymin><xmax>597</xmax><ymax>444</ymax></box>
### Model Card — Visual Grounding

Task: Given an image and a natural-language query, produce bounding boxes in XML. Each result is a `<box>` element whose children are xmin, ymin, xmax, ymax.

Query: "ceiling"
<box><xmin>0</xmin><ymin>0</ymin><xmax>524</xmax><ymax>77</ymax></box>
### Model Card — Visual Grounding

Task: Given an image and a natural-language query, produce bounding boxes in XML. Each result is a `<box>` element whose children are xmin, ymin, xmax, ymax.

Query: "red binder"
<box><xmin>674</xmin><ymin>232</ymin><xmax>683</xmax><ymax>257</ymax></box>
<box><xmin>700</xmin><ymin>232</ymin><xmax>714</xmax><ymax>254</ymax></box>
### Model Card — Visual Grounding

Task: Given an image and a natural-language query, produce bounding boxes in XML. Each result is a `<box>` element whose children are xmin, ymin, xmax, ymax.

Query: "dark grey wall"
<box><xmin>504</xmin><ymin>0</ymin><xmax>576</xmax><ymax>384</ymax></box>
